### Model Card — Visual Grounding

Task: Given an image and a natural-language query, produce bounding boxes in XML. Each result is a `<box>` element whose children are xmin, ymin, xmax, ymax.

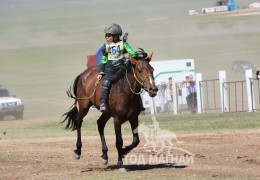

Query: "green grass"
<box><xmin>0</xmin><ymin>112</ymin><xmax>259</xmax><ymax>140</ymax></box>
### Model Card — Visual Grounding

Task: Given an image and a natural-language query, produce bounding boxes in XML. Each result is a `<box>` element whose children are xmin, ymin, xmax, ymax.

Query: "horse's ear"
<box><xmin>129</xmin><ymin>56</ymin><xmax>137</xmax><ymax>65</ymax></box>
<box><xmin>145</xmin><ymin>52</ymin><xmax>153</xmax><ymax>62</ymax></box>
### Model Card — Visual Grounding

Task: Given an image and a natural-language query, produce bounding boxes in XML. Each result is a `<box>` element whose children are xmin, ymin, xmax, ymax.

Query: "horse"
<box><xmin>62</xmin><ymin>51</ymin><xmax>158</xmax><ymax>169</ymax></box>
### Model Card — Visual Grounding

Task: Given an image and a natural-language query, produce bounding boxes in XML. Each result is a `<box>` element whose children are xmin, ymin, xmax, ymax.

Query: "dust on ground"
<box><xmin>0</xmin><ymin>130</ymin><xmax>259</xmax><ymax>179</ymax></box>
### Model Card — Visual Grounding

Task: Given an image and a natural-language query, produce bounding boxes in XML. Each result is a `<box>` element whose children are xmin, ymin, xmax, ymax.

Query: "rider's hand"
<box><xmin>97</xmin><ymin>74</ymin><xmax>103</xmax><ymax>81</ymax></box>
<box><xmin>123</xmin><ymin>33</ymin><xmax>128</xmax><ymax>42</ymax></box>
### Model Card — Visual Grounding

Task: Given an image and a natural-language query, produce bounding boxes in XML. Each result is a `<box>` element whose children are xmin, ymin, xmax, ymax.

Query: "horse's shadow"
<box><xmin>110</xmin><ymin>163</ymin><xmax>188</xmax><ymax>171</ymax></box>
<box><xmin>81</xmin><ymin>163</ymin><xmax>188</xmax><ymax>172</ymax></box>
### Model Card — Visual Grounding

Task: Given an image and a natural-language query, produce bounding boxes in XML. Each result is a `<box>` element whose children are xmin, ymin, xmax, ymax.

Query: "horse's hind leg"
<box><xmin>73</xmin><ymin>102</ymin><xmax>92</xmax><ymax>159</ymax></box>
<box><xmin>73</xmin><ymin>118</ymin><xmax>83</xmax><ymax>159</ymax></box>
<box><xmin>97</xmin><ymin>113</ymin><xmax>111</xmax><ymax>165</ymax></box>
<box><xmin>122</xmin><ymin>116</ymin><xmax>140</xmax><ymax>156</ymax></box>
<box><xmin>114</xmin><ymin>117</ymin><xmax>124</xmax><ymax>168</ymax></box>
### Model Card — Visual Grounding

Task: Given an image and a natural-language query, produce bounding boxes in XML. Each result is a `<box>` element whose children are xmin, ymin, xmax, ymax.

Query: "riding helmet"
<box><xmin>104</xmin><ymin>23</ymin><xmax>123</xmax><ymax>36</ymax></box>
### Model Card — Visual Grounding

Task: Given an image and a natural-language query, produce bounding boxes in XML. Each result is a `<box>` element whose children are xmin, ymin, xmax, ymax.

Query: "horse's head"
<box><xmin>129</xmin><ymin>52</ymin><xmax>158</xmax><ymax>97</ymax></box>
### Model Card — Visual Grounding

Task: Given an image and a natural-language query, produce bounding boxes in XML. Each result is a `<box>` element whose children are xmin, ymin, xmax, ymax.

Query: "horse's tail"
<box><xmin>62</xmin><ymin>105</ymin><xmax>78</xmax><ymax>131</ymax></box>
<box><xmin>62</xmin><ymin>74</ymin><xmax>81</xmax><ymax>131</ymax></box>
<box><xmin>66</xmin><ymin>74</ymin><xmax>81</xmax><ymax>100</ymax></box>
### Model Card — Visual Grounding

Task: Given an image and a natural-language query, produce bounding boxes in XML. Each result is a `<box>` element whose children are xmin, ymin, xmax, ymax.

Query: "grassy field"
<box><xmin>0</xmin><ymin>112</ymin><xmax>259</xmax><ymax>140</ymax></box>
<box><xmin>1</xmin><ymin>0</ymin><xmax>260</xmax><ymax>120</ymax></box>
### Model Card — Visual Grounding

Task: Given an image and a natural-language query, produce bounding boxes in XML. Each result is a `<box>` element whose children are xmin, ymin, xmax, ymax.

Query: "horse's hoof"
<box><xmin>118</xmin><ymin>167</ymin><xmax>127</xmax><ymax>173</ymax></box>
<box><xmin>100</xmin><ymin>158</ymin><xmax>108</xmax><ymax>165</ymax></box>
<box><xmin>72</xmin><ymin>152</ymin><xmax>81</xmax><ymax>159</ymax></box>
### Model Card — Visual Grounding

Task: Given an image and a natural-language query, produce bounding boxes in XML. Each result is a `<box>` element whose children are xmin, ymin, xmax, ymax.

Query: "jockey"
<box><xmin>97</xmin><ymin>23</ymin><xmax>139</xmax><ymax>112</ymax></box>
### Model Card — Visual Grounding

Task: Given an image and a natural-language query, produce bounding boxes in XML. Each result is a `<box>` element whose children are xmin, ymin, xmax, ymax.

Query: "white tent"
<box><xmin>248</xmin><ymin>2</ymin><xmax>260</xmax><ymax>8</ymax></box>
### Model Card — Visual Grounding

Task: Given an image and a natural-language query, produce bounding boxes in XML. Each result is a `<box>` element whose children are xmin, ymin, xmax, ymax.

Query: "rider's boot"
<box><xmin>100</xmin><ymin>80</ymin><xmax>111</xmax><ymax>112</ymax></box>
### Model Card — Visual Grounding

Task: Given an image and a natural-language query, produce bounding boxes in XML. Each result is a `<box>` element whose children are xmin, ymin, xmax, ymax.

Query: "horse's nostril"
<box><xmin>148</xmin><ymin>87</ymin><xmax>158</xmax><ymax>97</ymax></box>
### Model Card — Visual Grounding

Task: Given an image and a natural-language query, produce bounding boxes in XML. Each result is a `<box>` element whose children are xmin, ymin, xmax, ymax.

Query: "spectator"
<box><xmin>158</xmin><ymin>81</ymin><xmax>167</xmax><ymax>113</ymax></box>
<box><xmin>181</xmin><ymin>74</ymin><xmax>197</xmax><ymax>114</ymax></box>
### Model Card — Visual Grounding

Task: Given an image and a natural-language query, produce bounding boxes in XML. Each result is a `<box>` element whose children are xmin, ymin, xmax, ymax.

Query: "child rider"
<box><xmin>97</xmin><ymin>23</ymin><xmax>139</xmax><ymax>112</ymax></box>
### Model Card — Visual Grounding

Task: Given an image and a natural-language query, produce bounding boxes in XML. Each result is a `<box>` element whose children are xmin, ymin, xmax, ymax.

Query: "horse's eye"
<box><xmin>138</xmin><ymin>68</ymin><xmax>142</xmax><ymax>74</ymax></box>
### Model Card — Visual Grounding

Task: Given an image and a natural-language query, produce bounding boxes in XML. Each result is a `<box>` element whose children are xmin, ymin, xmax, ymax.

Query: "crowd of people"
<box><xmin>155</xmin><ymin>74</ymin><xmax>197</xmax><ymax>114</ymax></box>
<box><xmin>154</xmin><ymin>74</ymin><xmax>197</xmax><ymax>113</ymax></box>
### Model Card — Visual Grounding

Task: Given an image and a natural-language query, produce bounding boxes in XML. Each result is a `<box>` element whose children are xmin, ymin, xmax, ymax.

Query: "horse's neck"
<box><xmin>124</xmin><ymin>66</ymin><xmax>142</xmax><ymax>94</ymax></box>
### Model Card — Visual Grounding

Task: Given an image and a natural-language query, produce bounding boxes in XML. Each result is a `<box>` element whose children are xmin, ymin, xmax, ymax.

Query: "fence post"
<box><xmin>172</xmin><ymin>77</ymin><xmax>178</xmax><ymax>114</ymax></box>
<box><xmin>149</xmin><ymin>97</ymin><xmax>156</xmax><ymax>115</ymax></box>
<box><xmin>219</xmin><ymin>70</ymin><xmax>228</xmax><ymax>113</ymax></box>
<box><xmin>245</xmin><ymin>69</ymin><xmax>255</xmax><ymax>112</ymax></box>
<box><xmin>196</xmin><ymin>73</ymin><xmax>203</xmax><ymax>114</ymax></box>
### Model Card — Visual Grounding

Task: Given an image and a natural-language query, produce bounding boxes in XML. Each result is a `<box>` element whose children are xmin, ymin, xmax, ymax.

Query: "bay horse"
<box><xmin>62</xmin><ymin>51</ymin><xmax>158</xmax><ymax>168</ymax></box>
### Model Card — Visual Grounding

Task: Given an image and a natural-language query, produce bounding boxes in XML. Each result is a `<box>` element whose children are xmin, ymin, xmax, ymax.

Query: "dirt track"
<box><xmin>0</xmin><ymin>130</ymin><xmax>260</xmax><ymax>179</ymax></box>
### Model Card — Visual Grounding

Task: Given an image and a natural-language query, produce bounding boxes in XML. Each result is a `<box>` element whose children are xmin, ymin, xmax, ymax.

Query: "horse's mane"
<box><xmin>135</xmin><ymin>48</ymin><xmax>148</xmax><ymax>60</ymax></box>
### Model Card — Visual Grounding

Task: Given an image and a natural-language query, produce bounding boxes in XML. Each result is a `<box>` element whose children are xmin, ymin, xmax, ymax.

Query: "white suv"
<box><xmin>0</xmin><ymin>88</ymin><xmax>24</xmax><ymax>120</ymax></box>
<box><xmin>189</xmin><ymin>10</ymin><xmax>199</xmax><ymax>16</ymax></box>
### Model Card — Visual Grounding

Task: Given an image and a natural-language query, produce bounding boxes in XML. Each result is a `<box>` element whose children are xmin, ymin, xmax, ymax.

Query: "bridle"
<box><xmin>126</xmin><ymin>63</ymin><xmax>153</xmax><ymax>95</ymax></box>
<box><xmin>133</xmin><ymin>69</ymin><xmax>153</xmax><ymax>87</ymax></box>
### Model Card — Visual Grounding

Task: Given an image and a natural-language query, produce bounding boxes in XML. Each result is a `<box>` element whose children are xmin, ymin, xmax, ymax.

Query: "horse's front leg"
<box><xmin>114</xmin><ymin>118</ymin><xmax>124</xmax><ymax>168</ymax></box>
<box><xmin>122</xmin><ymin>117</ymin><xmax>140</xmax><ymax>156</ymax></box>
<box><xmin>73</xmin><ymin>119</ymin><xmax>83</xmax><ymax>159</ymax></box>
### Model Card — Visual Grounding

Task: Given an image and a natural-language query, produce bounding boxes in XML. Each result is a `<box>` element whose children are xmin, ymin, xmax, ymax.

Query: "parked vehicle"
<box><xmin>0</xmin><ymin>87</ymin><xmax>24</xmax><ymax>120</ymax></box>
<box><xmin>189</xmin><ymin>10</ymin><xmax>199</xmax><ymax>15</ymax></box>
<box><xmin>232</xmin><ymin>60</ymin><xmax>257</xmax><ymax>73</ymax></box>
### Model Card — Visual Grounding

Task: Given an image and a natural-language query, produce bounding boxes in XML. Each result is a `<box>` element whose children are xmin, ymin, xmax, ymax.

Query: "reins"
<box><xmin>67</xmin><ymin>80</ymin><xmax>99</xmax><ymax>101</ymax></box>
<box><xmin>67</xmin><ymin>63</ymin><xmax>152</xmax><ymax>101</ymax></box>
<box><xmin>125</xmin><ymin>67</ymin><xmax>143</xmax><ymax>95</ymax></box>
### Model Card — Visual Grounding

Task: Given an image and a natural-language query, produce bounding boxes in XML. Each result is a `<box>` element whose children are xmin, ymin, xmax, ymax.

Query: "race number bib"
<box><xmin>106</xmin><ymin>41</ymin><xmax>124</xmax><ymax>60</ymax></box>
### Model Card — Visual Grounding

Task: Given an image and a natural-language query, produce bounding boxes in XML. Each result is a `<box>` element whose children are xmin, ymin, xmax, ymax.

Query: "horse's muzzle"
<box><xmin>148</xmin><ymin>86</ymin><xmax>158</xmax><ymax>97</ymax></box>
